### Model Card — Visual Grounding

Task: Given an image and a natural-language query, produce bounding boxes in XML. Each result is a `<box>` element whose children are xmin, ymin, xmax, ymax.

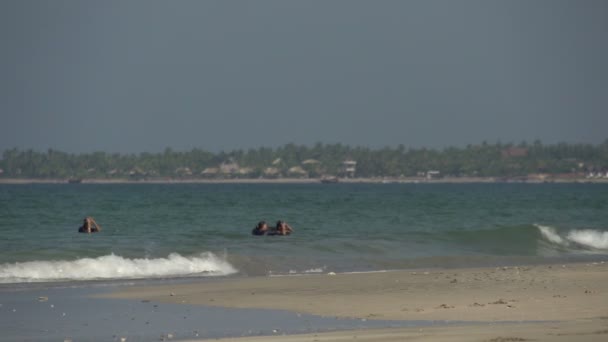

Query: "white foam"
<box><xmin>0</xmin><ymin>252</ymin><xmax>237</xmax><ymax>284</ymax></box>
<box><xmin>567</xmin><ymin>229</ymin><xmax>608</xmax><ymax>250</ymax></box>
<box><xmin>535</xmin><ymin>224</ymin><xmax>608</xmax><ymax>250</ymax></box>
<box><xmin>535</xmin><ymin>224</ymin><xmax>567</xmax><ymax>245</ymax></box>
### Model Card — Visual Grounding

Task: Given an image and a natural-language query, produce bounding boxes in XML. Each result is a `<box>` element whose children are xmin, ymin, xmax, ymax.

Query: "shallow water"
<box><xmin>1</xmin><ymin>183</ymin><xmax>607</xmax><ymax>283</ymax></box>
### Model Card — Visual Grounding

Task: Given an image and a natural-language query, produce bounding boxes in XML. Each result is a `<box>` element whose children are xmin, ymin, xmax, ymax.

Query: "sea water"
<box><xmin>1</xmin><ymin>183</ymin><xmax>607</xmax><ymax>284</ymax></box>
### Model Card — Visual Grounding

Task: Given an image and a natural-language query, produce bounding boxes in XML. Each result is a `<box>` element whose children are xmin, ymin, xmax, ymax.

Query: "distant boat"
<box><xmin>320</xmin><ymin>176</ymin><xmax>338</xmax><ymax>184</ymax></box>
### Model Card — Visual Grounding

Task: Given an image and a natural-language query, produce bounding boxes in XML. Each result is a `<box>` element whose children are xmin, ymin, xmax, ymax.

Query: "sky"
<box><xmin>1</xmin><ymin>0</ymin><xmax>607</xmax><ymax>154</ymax></box>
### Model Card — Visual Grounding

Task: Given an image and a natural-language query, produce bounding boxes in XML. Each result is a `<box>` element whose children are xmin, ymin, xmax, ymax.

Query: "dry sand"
<box><xmin>106</xmin><ymin>262</ymin><xmax>608</xmax><ymax>341</ymax></box>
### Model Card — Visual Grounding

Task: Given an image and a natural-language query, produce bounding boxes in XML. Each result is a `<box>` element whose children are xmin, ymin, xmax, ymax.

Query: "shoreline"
<box><xmin>103</xmin><ymin>261</ymin><xmax>608</xmax><ymax>341</ymax></box>
<box><xmin>1</xmin><ymin>176</ymin><xmax>607</xmax><ymax>184</ymax></box>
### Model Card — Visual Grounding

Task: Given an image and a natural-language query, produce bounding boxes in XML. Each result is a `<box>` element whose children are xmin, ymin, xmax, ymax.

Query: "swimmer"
<box><xmin>251</xmin><ymin>221</ymin><xmax>269</xmax><ymax>236</ymax></box>
<box><xmin>275</xmin><ymin>220</ymin><xmax>294</xmax><ymax>235</ymax></box>
<box><xmin>78</xmin><ymin>216</ymin><xmax>102</xmax><ymax>233</ymax></box>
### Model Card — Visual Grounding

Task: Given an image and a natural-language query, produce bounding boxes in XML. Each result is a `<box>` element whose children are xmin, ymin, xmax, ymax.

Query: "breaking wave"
<box><xmin>430</xmin><ymin>224</ymin><xmax>608</xmax><ymax>257</ymax></box>
<box><xmin>535</xmin><ymin>224</ymin><xmax>608</xmax><ymax>250</ymax></box>
<box><xmin>0</xmin><ymin>252</ymin><xmax>237</xmax><ymax>284</ymax></box>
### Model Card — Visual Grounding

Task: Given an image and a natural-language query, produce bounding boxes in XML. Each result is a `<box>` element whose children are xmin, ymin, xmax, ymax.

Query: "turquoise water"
<box><xmin>1</xmin><ymin>183</ymin><xmax>607</xmax><ymax>283</ymax></box>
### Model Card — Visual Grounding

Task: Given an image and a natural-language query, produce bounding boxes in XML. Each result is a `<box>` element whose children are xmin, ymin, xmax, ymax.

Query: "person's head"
<box><xmin>257</xmin><ymin>221</ymin><xmax>267</xmax><ymax>230</ymax></box>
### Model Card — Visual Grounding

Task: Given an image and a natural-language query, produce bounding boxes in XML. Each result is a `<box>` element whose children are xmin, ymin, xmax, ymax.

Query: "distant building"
<box><xmin>237</xmin><ymin>167</ymin><xmax>254</xmax><ymax>176</ymax></box>
<box><xmin>502</xmin><ymin>147</ymin><xmax>528</xmax><ymax>158</ymax></box>
<box><xmin>219</xmin><ymin>161</ymin><xmax>239</xmax><ymax>174</ymax></box>
<box><xmin>426</xmin><ymin>170</ymin><xmax>441</xmax><ymax>180</ymax></box>
<box><xmin>342</xmin><ymin>160</ymin><xmax>357</xmax><ymax>178</ymax></box>
<box><xmin>174</xmin><ymin>167</ymin><xmax>192</xmax><ymax>176</ymax></box>
<box><xmin>288</xmin><ymin>166</ymin><xmax>308</xmax><ymax>178</ymax></box>
<box><xmin>264</xmin><ymin>167</ymin><xmax>280</xmax><ymax>178</ymax></box>
<box><xmin>201</xmin><ymin>167</ymin><xmax>219</xmax><ymax>177</ymax></box>
<box><xmin>129</xmin><ymin>167</ymin><xmax>145</xmax><ymax>177</ymax></box>
<box><xmin>586</xmin><ymin>171</ymin><xmax>608</xmax><ymax>179</ymax></box>
<box><xmin>146</xmin><ymin>170</ymin><xmax>159</xmax><ymax>176</ymax></box>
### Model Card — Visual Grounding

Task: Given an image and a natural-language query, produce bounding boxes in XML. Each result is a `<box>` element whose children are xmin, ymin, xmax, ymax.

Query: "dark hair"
<box><xmin>256</xmin><ymin>221</ymin><xmax>266</xmax><ymax>229</ymax></box>
<box><xmin>276</xmin><ymin>220</ymin><xmax>284</xmax><ymax>228</ymax></box>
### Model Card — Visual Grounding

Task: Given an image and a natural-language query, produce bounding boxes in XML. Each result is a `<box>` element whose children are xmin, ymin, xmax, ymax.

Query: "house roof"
<box><xmin>288</xmin><ymin>166</ymin><xmax>307</xmax><ymax>174</ymax></box>
<box><xmin>201</xmin><ymin>167</ymin><xmax>219</xmax><ymax>174</ymax></box>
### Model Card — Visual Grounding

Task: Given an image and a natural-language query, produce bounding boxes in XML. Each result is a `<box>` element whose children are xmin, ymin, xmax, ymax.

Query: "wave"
<box><xmin>0</xmin><ymin>252</ymin><xmax>237</xmax><ymax>284</ymax></box>
<box><xmin>433</xmin><ymin>224</ymin><xmax>608</xmax><ymax>256</ymax></box>
<box><xmin>535</xmin><ymin>224</ymin><xmax>568</xmax><ymax>246</ymax></box>
<box><xmin>535</xmin><ymin>224</ymin><xmax>608</xmax><ymax>250</ymax></box>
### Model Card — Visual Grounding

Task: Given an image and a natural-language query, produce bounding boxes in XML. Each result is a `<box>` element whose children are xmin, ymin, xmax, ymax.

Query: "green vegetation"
<box><xmin>1</xmin><ymin>140</ymin><xmax>607</xmax><ymax>180</ymax></box>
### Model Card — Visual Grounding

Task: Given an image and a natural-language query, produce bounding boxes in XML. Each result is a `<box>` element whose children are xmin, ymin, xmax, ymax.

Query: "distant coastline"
<box><xmin>2</xmin><ymin>142</ymin><xmax>607</xmax><ymax>183</ymax></box>
<box><xmin>1</xmin><ymin>176</ymin><xmax>607</xmax><ymax>184</ymax></box>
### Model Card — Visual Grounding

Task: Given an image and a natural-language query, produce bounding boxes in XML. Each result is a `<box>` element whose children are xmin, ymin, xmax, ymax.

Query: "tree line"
<box><xmin>1</xmin><ymin>140</ymin><xmax>607</xmax><ymax>179</ymax></box>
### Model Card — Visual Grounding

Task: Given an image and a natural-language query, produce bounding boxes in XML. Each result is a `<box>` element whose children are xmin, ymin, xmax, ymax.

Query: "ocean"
<box><xmin>1</xmin><ymin>183</ymin><xmax>607</xmax><ymax>284</ymax></box>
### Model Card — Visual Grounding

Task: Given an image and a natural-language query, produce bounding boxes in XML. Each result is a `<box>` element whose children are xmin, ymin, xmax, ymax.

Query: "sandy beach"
<box><xmin>105</xmin><ymin>261</ymin><xmax>608</xmax><ymax>341</ymax></box>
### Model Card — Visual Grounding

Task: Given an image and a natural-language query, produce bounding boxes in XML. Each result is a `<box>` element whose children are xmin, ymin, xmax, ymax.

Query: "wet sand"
<box><xmin>184</xmin><ymin>320</ymin><xmax>608</xmax><ymax>342</ymax></box>
<box><xmin>106</xmin><ymin>262</ymin><xmax>608</xmax><ymax>341</ymax></box>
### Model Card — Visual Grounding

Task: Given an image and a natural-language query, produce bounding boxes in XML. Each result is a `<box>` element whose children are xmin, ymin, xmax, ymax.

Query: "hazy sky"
<box><xmin>1</xmin><ymin>0</ymin><xmax>607</xmax><ymax>153</ymax></box>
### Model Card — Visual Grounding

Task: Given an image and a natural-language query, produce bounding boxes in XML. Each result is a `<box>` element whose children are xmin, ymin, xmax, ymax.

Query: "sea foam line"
<box><xmin>0</xmin><ymin>252</ymin><xmax>237</xmax><ymax>284</ymax></box>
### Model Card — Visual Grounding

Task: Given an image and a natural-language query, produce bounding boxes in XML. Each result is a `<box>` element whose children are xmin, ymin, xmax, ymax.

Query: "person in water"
<box><xmin>78</xmin><ymin>216</ymin><xmax>102</xmax><ymax>233</ymax></box>
<box><xmin>252</xmin><ymin>221</ymin><xmax>269</xmax><ymax>235</ymax></box>
<box><xmin>274</xmin><ymin>220</ymin><xmax>294</xmax><ymax>235</ymax></box>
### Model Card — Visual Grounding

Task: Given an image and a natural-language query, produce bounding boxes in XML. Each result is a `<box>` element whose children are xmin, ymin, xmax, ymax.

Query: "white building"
<box><xmin>342</xmin><ymin>160</ymin><xmax>357</xmax><ymax>178</ymax></box>
<box><xmin>426</xmin><ymin>170</ymin><xmax>441</xmax><ymax>180</ymax></box>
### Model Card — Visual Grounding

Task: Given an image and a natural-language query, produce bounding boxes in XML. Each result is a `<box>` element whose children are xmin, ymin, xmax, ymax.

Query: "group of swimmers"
<box><xmin>79</xmin><ymin>216</ymin><xmax>293</xmax><ymax>236</ymax></box>
<box><xmin>252</xmin><ymin>220</ymin><xmax>294</xmax><ymax>236</ymax></box>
